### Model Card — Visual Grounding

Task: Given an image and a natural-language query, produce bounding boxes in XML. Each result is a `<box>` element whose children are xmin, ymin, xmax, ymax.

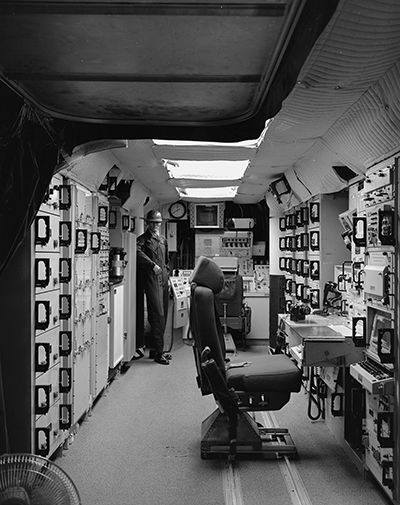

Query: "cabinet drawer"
<box><xmin>35</xmin><ymin>327</ymin><xmax>60</xmax><ymax>375</ymax></box>
<box><xmin>35</xmin><ymin>400</ymin><xmax>65</xmax><ymax>458</ymax></box>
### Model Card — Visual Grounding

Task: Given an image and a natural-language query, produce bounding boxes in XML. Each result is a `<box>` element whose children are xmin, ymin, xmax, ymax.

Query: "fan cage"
<box><xmin>0</xmin><ymin>454</ymin><xmax>80</xmax><ymax>505</ymax></box>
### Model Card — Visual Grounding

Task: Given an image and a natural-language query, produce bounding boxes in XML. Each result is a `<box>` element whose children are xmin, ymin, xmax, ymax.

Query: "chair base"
<box><xmin>220</xmin><ymin>313</ymin><xmax>251</xmax><ymax>350</ymax></box>
<box><xmin>200</xmin><ymin>409</ymin><xmax>297</xmax><ymax>460</ymax></box>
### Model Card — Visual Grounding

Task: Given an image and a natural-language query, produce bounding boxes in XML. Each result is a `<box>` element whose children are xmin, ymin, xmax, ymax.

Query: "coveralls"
<box><xmin>136</xmin><ymin>228</ymin><xmax>169</xmax><ymax>354</ymax></box>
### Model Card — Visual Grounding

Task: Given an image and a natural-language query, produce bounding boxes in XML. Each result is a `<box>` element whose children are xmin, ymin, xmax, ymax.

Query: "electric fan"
<box><xmin>0</xmin><ymin>454</ymin><xmax>80</xmax><ymax>505</ymax></box>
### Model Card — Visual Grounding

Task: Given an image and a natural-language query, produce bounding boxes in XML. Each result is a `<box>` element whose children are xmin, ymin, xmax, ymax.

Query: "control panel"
<box><xmin>274</xmin><ymin>157</ymin><xmax>398</xmax><ymax>501</ymax></box>
<box><xmin>170</xmin><ymin>274</ymin><xmax>191</xmax><ymax>328</ymax></box>
<box><xmin>195</xmin><ymin>230</ymin><xmax>254</xmax><ymax>276</ymax></box>
<box><xmin>220</xmin><ymin>231</ymin><xmax>253</xmax><ymax>276</ymax></box>
<box><xmin>346</xmin><ymin>159</ymin><xmax>396</xmax><ymax>499</ymax></box>
<box><xmin>254</xmin><ymin>264</ymin><xmax>269</xmax><ymax>293</ymax></box>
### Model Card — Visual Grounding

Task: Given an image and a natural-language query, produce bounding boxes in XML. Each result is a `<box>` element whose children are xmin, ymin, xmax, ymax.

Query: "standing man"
<box><xmin>136</xmin><ymin>210</ymin><xmax>171</xmax><ymax>365</ymax></box>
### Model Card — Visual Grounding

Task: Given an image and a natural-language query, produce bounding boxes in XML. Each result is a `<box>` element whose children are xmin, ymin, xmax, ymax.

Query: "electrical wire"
<box><xmin>165</xmin><ymin>290</ymin><xmax>175</xmax><ymax>353</ymax></box>
<box><xmin>0</xmin><ymin>357</ymin><xmax>10</xmax><ymax>453</ymax></box>
<box><xmin>293</xmin><ymin>168</ymin><xmax>312</xmax><ymax>196</ymax></box>
<box><xmin>307</xmin><ymin>367</ymin><xmax>325</xmax><ymax>421</ymax></box>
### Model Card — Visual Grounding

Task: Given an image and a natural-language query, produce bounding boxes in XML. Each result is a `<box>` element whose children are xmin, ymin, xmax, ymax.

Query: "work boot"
<box><xmin>154</xmin><ymin>353</ymin><xmax>169</xmax><ymax>365</ymax></box>
<box><xmin>149</xmin><ymin>349</ymin><xmax>172</xmax><ymax>360</ymax></box>
<box><xmin>132</xmin><ymin>348</ymin><xmax>144</xmax><ymax>360</ymax></box>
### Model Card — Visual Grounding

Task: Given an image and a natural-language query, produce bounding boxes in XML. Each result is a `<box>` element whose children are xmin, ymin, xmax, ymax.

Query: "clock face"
<box><xmin>168</xmin><ymin>201</ymin><xmax>187</xmax><ymax>219</ymax></box>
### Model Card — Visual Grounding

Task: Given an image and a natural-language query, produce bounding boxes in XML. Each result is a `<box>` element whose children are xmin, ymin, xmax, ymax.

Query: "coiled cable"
<box><xmin>307</xmin><ymin>367</ymin><xmax>325</xmax><ymax>421</ymax></box>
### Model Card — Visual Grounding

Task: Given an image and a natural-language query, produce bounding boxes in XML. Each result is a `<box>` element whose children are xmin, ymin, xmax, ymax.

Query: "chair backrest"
<box><xmin>215</xmin><ymin>273</ymin><xmax>244</xmax><ymax>317</ymax></box>
<box><xmin>189</xmin><ymin>257</ymin><xmax>226</xmax><ymax>395</ymax></box>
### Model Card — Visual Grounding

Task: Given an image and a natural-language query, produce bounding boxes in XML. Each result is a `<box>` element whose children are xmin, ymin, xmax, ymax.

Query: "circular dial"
<box><xmin>168</xmin><ymin>201</ymin><xmax>187</xmax><ymax>219</ymax></box>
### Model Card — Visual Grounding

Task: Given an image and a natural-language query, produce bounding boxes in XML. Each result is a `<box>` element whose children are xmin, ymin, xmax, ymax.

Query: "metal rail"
<box><xmin>260</xmin><ymin>411</ymin><xmax>313</xmax><ymax>505</ymax></box>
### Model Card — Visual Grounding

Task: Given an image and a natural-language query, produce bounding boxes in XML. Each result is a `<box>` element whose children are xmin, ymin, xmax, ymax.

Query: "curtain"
<box><xmin>0</xmin><ymin>88</ymin><xmax>59</xmax><ymax>278</ymax></box>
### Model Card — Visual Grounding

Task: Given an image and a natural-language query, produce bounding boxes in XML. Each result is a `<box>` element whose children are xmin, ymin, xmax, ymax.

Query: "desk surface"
<box><xmin>244</xmin><ymin>291</ymin><xmax>269</xmax><ymax>298</ymax></box>
<box><xmin>278</xmin><ymin>313</ymin><xmax>361</xmax><ymax>367</ymax></box>
<box><xmin>278</xmin><ymin>313</ymin><xmax>352</xmax><ymax>342</ymax></box>
<box><xmin>278</xmin><ymin>313</ymin><xmax>348</xmax><ymax>329</ymax></box>
<box><xmin>294</xmin><ymin>326</ymin><xmax>341</xmax><ymax>339</ymax></box>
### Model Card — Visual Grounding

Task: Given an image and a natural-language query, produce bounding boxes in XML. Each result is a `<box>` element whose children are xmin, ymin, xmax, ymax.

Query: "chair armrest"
<box><xmin>201</xmin><ymin>347</ymin><xmax>239</xmax><ymax>416</ymax></box>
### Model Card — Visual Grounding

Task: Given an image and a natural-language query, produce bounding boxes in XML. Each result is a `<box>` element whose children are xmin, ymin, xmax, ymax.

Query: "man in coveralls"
<box><xmin>136</xmin><ymin>210</ymin><xmax>171</xmax><ymax>365</ymax></box>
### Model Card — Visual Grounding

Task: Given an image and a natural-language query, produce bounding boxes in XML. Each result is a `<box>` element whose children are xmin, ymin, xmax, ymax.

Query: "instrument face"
<box><xmin>168</xmin><ymin>201</ymin><xmax>187</xmax><ymax>219</ymax></box>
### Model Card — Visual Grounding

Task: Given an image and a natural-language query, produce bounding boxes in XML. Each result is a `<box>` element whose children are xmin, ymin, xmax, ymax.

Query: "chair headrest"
<box><xmin>190</xmin><ymin>256</ymin><xmax>225</xmax><ymax>294</ymax></box>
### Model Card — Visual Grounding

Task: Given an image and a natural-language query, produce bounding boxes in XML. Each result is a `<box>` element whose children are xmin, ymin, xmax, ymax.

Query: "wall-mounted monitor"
<box><xmin>192</xmin><ymin>203</ymin><xmax>223</xmax><ymax>229</ymax></box>
<box><xmin>269</xmin><ymin>175</ymin><xmax>291</xmax><ymax>203</ymax></box>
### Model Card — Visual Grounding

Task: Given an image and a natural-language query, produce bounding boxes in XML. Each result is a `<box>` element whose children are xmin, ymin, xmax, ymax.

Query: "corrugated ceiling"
<box><xmin>256</xmin><ymin>0</ymin><xmax>400</xmax><ymax>210</ymax></box>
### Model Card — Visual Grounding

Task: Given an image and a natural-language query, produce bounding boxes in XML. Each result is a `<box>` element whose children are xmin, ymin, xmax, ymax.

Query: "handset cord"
<box><xmin>307</xmin><ymin>367</ymin><xmax>324</xmax><ymax>421</ymax></box>
<box><xmin>165</xmin><ymin>283</ymin><xmax>175</xmax><ymax>353</ymax></box>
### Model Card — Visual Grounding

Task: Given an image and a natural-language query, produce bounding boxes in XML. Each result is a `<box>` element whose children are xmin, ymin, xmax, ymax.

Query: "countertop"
<box><xmin>244</xmin><ymin>290</ymin><xmax>269</xmax><ymax>297</ymax></box>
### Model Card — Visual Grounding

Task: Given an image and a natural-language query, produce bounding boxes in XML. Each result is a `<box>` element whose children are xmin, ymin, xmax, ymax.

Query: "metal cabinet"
<box><xmin>109</xmin><ymin>284</ymin><xmax>124</xmax><ymax>369</ymax></box>
<box><xmin>243</xmin><ymin>292</ymin><xmax>269</xmax><ymax>340</ymax></box>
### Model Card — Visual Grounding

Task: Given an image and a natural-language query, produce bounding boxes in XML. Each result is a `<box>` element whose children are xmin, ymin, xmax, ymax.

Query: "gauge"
<box><xmin>168</xmin><ymin>201</ymin><xmax>187</xmax><ymax>219</ymax></box>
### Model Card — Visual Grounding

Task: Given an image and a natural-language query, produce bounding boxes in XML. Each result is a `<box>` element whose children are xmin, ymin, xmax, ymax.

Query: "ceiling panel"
<box><xmin>0</xmin><ymin>1</ymin><xmax>287</xmax><ymax>123</ymax></box>
<box><xmin>18</xmin><ymin>81</ymin><xmax>260</xmax><ymax>122</ymax></box>
<box><xmin>0</xmin><ymin>0</ymin><xmax>338</xmax><ymax>142</ymax></box>
<box><xmin>0</xmin><ymin>15</ymin><xmax>284</xmax><ymax>74</ymax></box>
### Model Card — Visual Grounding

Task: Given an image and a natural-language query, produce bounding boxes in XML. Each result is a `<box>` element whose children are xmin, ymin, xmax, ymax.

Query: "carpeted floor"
<box><xmin>55</xmin><ymin>342</ymin><xmax>392</xmax><ymax>505</ymax></box>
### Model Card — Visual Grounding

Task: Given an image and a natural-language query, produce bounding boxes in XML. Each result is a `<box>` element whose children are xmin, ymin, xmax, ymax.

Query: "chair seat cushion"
<box><xmin>226</xmin><ymin>354</ymin><xmax>302</xmax><ymax>393</ymax></box>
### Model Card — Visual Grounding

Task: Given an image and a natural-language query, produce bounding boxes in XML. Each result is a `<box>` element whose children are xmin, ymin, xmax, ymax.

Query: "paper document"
<box><xmin>328</xmin><ymin>325</ymin><xmax>352</xmax><ymax>336</ymax></box>
<box><xmin>227</xmin><ymin>361</ymin><xmax>252</xmax><ymax>369</ymax></box>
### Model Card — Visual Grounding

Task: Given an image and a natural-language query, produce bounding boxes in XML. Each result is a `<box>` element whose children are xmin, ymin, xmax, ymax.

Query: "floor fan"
<box><xmin>0</xmin><ymin>454</ymin><xmax>80</xmax><ymax>505</ymax></box>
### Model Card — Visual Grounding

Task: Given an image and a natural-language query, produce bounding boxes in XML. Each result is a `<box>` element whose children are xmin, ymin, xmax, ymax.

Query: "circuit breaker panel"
<box><xmin>278</xmin><ymin>193</ymin><xmax>349</xmax><ymax>314</ymax></box>
<box><xmin>59</xmin><ymin>180</ymin><xmax>104</xmax><ymax>426</ymax></box>
<box><xmin>0</xmin><ymin>168</ymin><xmax>140</xmax><ymax>459</ymax></box>
<box><xmin>34</xmin><ymin>174</ymin><xmax>65</xmax><ymax>457</ymax></box>
<box><xmin>92</xmin><ymin>194</ymin><xmax>110</xmax><ymax>399</ymax></box>
<box><xmin>34</xmin><ymin>176</ymin><xmax>113</xmax><ymax>455</ymax></box>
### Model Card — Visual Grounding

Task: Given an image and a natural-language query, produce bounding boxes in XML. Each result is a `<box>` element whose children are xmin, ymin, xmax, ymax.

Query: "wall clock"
<box><xmin>168</xmin><ymin>201</ymin><xmax>187</xmax><ymax>219</ymax></box>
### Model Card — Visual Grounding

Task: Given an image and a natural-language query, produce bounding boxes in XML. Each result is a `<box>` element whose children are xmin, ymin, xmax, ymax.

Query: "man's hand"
<box><xmin>153</xmin><ymin>264</ymin><xmax>162</xmax><ymax>275</ymax></box>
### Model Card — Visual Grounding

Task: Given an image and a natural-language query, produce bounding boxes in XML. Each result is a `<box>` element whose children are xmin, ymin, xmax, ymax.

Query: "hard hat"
<box><xmin>146</xmin><ymin>209</ymin><xmax>162</xmax><ymax>222</ymax></box>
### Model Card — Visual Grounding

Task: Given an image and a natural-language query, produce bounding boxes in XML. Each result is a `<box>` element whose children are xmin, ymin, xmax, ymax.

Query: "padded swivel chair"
<box><xmin>189</xmin><ymin>256</ymin><xmax>302</xmax><ymax>460</ymax></box>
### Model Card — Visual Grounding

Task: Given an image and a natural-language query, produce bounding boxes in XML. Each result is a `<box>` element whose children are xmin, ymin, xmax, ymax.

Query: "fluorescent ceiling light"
<box><xmin>177</xmin><ymin>186</ymin><xmax>239</xmax><ymax>199</ymax></box>
<box><xmin>155</xmin><ymin>138</ymin><xmax>256</xmax><ymax>147</ymax></box>
<box><xmin>164</xmin><ymin>160</ymin><xmax>248</xmax><ymax>180</ymax></box>
<box><xmin>154</xmin><ymin>118</ymin><xmax>273</xmax><ymax>148</ymax></box>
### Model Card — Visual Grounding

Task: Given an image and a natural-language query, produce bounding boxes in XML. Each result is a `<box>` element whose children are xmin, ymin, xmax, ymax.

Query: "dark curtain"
<box><xmin>0</xmin><ymin>85</ymin><xmax>60</xmax><ymax>451</ymax></box>
<box><xmin>0</xmin><ymin>86</ymin><xmax>59</xmax><ymax>278</ymax></box>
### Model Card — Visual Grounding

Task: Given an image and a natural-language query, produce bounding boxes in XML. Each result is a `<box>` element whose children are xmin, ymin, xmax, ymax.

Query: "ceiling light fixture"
<box><xmin>163</xmin><ymin>159</ymin><xmax>248</xmax><ymax>180</ymax></box>
<box><xmin>154</xmin><ymin>118</ymin><xmax>273</xmax><ymax>149</ymax></box>
<box><xmin>177</xmin><ymin>186</ymin><xmax>239</xmax><ymax>199</ymax></box>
